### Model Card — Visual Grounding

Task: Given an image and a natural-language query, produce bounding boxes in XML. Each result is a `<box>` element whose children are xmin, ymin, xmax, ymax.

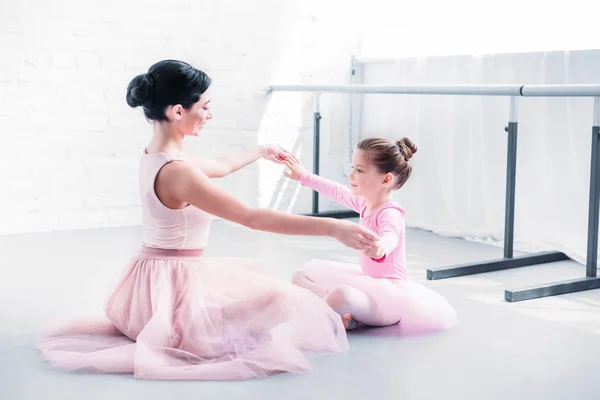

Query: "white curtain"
<box><xmin>356</xmin><ymin>50</ymin><xmax>600</xmax><ymax>265</ymax></box>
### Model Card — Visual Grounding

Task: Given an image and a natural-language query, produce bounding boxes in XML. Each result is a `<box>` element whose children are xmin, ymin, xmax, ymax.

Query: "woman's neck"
<box><xmin>146</xmin><ymin>123</ymin><xmax>185</xmax><ymax>154</ymax></box>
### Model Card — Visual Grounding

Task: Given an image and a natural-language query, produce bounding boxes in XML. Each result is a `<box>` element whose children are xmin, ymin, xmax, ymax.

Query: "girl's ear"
<box><xmin>383</xmin><ymin>172</ymin><xmax>394</xmax><ymax>186</ymax></box>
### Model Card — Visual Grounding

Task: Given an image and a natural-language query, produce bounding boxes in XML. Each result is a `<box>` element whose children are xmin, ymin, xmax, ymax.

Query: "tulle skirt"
<box><xmin>37</xmin><ymin>246</ymin><xmax>349</xmax><ymax>380</ymax></box>
<box><xmin>295</xmin><ymin>259</ymin><xmax>457</xmax><ymax>335</ymax></box>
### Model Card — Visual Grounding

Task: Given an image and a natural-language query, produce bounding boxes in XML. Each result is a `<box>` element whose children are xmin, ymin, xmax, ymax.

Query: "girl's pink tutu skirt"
<box><xmin>298</xmin><ymin>259</ymin><xmax>457</xmax><ymax>335</ymax></box>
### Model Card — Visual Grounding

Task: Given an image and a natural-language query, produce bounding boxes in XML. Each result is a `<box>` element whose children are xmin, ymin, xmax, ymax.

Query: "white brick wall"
<box><xmin>0</xmin><ymin>0</ymin><xmax>359</xmax><ymax>234</ymax></box>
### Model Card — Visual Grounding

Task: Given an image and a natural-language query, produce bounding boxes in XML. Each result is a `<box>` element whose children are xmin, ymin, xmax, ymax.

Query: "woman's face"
<box><xmin>170</xmin><ymin>89</ymin><xmax>213</xmax><ymax>136</ymax></box>
<box><xmin>184</xmin><ymin>90</ymin><xmax>212</xmax><ymax>136</ymax></box>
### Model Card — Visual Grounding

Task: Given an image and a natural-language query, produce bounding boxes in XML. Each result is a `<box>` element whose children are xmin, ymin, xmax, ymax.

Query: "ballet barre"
<box><xmin>267</xmin><ymin>83</ymin><xmax>600</xmax><ymax>302</ymax></box>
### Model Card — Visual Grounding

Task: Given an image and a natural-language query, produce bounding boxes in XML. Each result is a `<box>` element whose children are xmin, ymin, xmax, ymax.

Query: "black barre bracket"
<box><xmin>427</xmin><ymin>251</ymin><xmax>569</xmax><ymax>280</ymax></box>
<box><xmin>505</xmin><ymin>276</ymin><xmax>600</xmax><ymax>302</ymax></box>
<box><xmin>503</xmin><ymin>122</ymin><xmax>600</xmax><ymax>301</ymax></box>
<box><xmin>427</xmin><ymin>97</ymin><xmax>600</xmax><ymax>302</ymax></box>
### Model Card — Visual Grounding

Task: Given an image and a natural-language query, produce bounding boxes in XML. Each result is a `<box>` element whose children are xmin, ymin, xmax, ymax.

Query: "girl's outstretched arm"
<box><xmin>282</xmin><ymin>156</ymin><xmax>363</xmax><ymax>213</ymax></box>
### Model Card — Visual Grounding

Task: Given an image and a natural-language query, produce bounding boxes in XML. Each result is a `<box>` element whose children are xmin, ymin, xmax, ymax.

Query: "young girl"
<box><xmin>283</xmin><ymin>137</ymin><xmax>457</xmax><ymax>333</ymax></box>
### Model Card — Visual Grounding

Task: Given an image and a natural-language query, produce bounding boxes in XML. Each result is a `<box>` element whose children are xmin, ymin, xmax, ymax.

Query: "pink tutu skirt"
<box><xmin>37</xmin><ymin>246</ymin><xmax>349</xmax><ymax>380</ymax></box>
<box><xmin>298</xmin><ymin>259</ymin><xmax>458</xmax><ymax>335</ymax></box>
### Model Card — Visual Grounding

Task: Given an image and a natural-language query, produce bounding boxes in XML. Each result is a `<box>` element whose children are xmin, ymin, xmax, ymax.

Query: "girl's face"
<box><xmin>348</xmin><ymin>149</ymin><xmax>389</xmax><ymax>196</ymax></box>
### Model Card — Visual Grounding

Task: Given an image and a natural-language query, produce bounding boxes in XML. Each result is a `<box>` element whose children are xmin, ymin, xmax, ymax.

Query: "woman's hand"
<box><xmin>332</xmin><ymin>220</ymin><xmax>379</xmax><ymax>250</ymax></box>
<box><xmin>261</xmin><ymin>144</ymin><xmax>292</xmax><ymax>164</ymax></box>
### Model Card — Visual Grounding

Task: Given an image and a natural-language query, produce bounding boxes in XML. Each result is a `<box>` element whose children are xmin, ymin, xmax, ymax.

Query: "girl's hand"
<box><xmin>282</xmin><ymin>154</ymin><xmax>306</xmax><ymax>181</ymax></box>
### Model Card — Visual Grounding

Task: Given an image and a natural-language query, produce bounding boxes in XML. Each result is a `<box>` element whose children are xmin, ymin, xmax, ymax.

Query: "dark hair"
<box><xmin>126</xmin><ymin>60</ymin><xmax>212</xmax><ymax>122</ymax></box>
<box><xmin>356</xmin><ymin>137</ymin><xmax>418</xmax><ymax>190</ymax></box>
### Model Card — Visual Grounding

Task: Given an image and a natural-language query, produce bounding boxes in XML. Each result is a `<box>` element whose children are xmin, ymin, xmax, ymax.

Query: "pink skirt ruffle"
<box><xmin>38</xmin><ymin>246</ymin><xmax>349</xmax><ymax>380</ymax></box>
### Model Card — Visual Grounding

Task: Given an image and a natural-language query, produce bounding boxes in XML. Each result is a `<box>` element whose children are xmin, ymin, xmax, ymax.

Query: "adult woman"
<box><xmin>38</xmin><ymin>60</ymin><xmax>379</xmax><ymax>381</ymax></box>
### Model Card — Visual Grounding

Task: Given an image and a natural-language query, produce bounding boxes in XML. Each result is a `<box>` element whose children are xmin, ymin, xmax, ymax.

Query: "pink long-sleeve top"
<box><xmin>300</xmin><ymin>171</ymin><xmax>408</xmax><ymax>280</ymax></box>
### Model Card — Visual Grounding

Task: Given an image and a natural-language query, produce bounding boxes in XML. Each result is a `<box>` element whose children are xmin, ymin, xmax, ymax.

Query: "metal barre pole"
<box><xmin>504</xmin><ymin>97</ymin><xmax>518</xmax><ymax>258</ymax></box>
<box><xmin>312</xmin><ymin>94</ymin><xmax>321</xmax><ymax>214</ymax></box>
<box><xmin>269</xmin><ymin>84</ymin><xmax>523</xmax><ymax>96</ymax></box>
<box><xmin>586</xmin><ymin>97</ymin><xmax>600</xmax><ymax>277</ymax></box>
<box><xmin>521</xmin><ymin>85</ymin><xmax>600</xmax><ymax>97</ymax></box>
<box><xmin>269</xmin><ymin>84</ymin><xmax>600</xmax><ymax>97</ymax></box>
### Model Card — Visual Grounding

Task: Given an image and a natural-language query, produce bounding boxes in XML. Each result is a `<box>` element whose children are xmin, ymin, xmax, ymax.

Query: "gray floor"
<box><xmin>2</xmin><ymin>219</ymin><xmax>600</xmax><ymax>400</ymax></box>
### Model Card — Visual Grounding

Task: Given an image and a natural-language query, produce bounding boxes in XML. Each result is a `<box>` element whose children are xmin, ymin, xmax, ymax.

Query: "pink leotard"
<box><xmin>300</xmin><ymin>171</ymin><xmax>408</xmax><ymax>280</ymax></box>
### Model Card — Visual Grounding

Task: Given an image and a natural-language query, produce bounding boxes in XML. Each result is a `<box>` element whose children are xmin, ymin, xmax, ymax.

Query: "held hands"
<box><xmin>333</xmin><ymin>220</ymin><xmax>380</xmax><ymax>251</ymax></box>
<box><xmin>261</xmin><ymin>146</ymin><xmax>378</xmax><ymax>252</ymax></box>
<box><xmin>259</xmin><ymin>145</ymin><xmax>305</xmax><ymax>181</ymax></box>
<box><xmin>261</xmin><ymin>144</ymin><xmax>292</xmax><ymax>164</ymax></box>
<box><xmin>362</xmin><ymin>241</ymin><xmax>385</xmax><ymax>259</ymax></box>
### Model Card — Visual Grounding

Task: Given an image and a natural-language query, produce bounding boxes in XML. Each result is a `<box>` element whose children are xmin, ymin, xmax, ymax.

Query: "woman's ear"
<box><xmin>168</xmin><ymin>104</ymin><xmax>184</xmax><ymax>120</ymax></box>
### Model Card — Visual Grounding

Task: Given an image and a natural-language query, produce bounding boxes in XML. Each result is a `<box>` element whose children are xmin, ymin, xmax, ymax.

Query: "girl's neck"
<box><xmin>363</xmin><ymin>193</ymin><xmax>393</xmax><ymax>215</ymax></box>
